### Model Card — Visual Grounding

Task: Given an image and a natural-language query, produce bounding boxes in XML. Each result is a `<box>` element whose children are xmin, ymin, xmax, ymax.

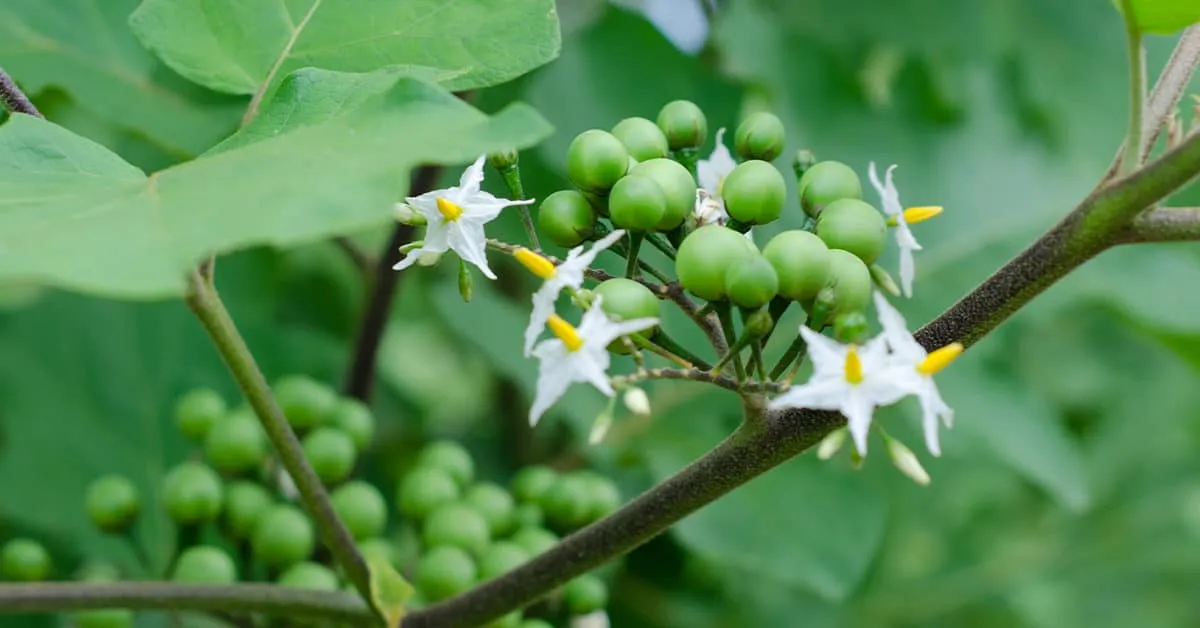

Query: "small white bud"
<box><xmin>392</xmin><ymin>202</ymin><xmax>426</xmax><ymax>226</ymax></box>
<box><xmin>816</xmin><ymin>427</ymin><xmax>848</xmax><ymax>460</ymax></box>
<box><xmin>416</xmin><ymin>251</ymin><xmax>442</xmax><ymax>267</ymax></box>
<box><xmin>623</xmin><ymin>387</ymin><xmax>651</xmax><ymax>416</ymax></box>
<box><xmin>571</xmin><ymin>611</ymin><xmax>611</xmax><ymax>628</ymax></box>
<box><xmin>588</xmin><ymin>410</ymin><xmax>614</xmax><ymax>445</ymax></box>
<box><xmin>886</xmin><ymin>437</ymin><xmax>931</xmax><ymax>486</ymax></box>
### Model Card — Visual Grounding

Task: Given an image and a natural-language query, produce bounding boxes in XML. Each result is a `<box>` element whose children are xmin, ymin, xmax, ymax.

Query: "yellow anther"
<box><xmin>547</xmin><ymin>314</ymin><xmax>584</xmax><ymax>352</ymax></box>
<box><xmin>888</xmin><ymin>206</ymin><xmax>944</xmax><ymax>226</ymax></box>
<box><xmin>436</xmin><ymin>197</ymin><xmax>464</xmax><ymax>221</ymax></box>
<box><xmin>844</xmin><ymin>346</ymin><xmax>864</xmax><ymax>384</ymax></box>
<box><xmin>917</xmin><ymin>342</ymin><xmax>963</xmax><ymax>376</ymax></box>
<box><xmin>514</xmin><ymin>248</ymin><xmax>557</xmax><ymax>280</ymax></box>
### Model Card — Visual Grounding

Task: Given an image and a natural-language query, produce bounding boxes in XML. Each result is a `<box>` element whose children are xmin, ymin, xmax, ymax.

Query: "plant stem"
<box><xmin>625</xmin><ymin>232</ymin><xmax>645</xmax><ymax>278</ymax></box>
<box><xmin>645</xmin><ymin>232</ymin><xmax>677</xmax><ymax>259</ymax></box>
<box><xmin>0</xmin><ymin>582</ymin><xmax>374</xmax><ymax>624</ymax></box>
<box><xmin>651</xmin><ymin>330</ymin><xmax>712</xmax><ymax>370</ymax></box>
<box><xmin>712</xmin><ymin>301</ymin><xmax>745</xmax><ymax>381</ymax></box>
<box><xmin>1119</xmin><ymin>0</ymin><xmax>1146</xmax><ymax>174</ymax></box>
<box><xmin>495</xmin><ymin>164</ymin><xmax>541</xmax><ymax>251</ymax></box>
<box><xmin>629</xmin><ymin>334</ymin><xmax>692</xmax><ymax>369</ymax></box>
<box><xmin>1116</xmin><ymin>206</ymin><xmax>1200</xmax><ymax>243</ymax></box>
<box><xmin>0</xmin><ymin>67</ymin><xmax>41</xmax><ymax>117</ymax></box>
<box><xmin>184</xmin><ymin>270</ymin><xmax>374</xmax><ymax>609</ymax></box>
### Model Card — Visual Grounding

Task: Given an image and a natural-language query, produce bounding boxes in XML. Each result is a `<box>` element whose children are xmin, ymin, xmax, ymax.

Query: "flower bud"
<box><xmin>792</xmin><ymin>148</ymin><xmax>817</xmax><ymax>181</ymax></box>
<box><xmin>886</xmin><ymin>437</ymin><xmax>931</xmax><ymax>486</ymax></box>
<box><xmin>623</xmin><ymin>387</ymin><xmax>651</xmax><ymax>416</ymax></box>
<box><xmin>734</xmin><ymin>112</ymin><xmax>786</xmax><ymax>162</ymax></box>
<box><xmin>393</xmin><ymin>203</ymin><xmax>426</xmax><ymax>226</ymax></box>
<box><xmin>816</xmin><ymin>428</ymin><xmax>848</xmax><ymax>460</ymax></box>
<box><xmin>487</xmin><ymin>148</ymin><xmax>519</xmax><ymax>172</ymax></box>
<box><xmin>588</xmin><ymin>408</ymin><xmax>614</xmax><ymax>444</ymax></box>
<box><xmin>869</xmin><ymin>264</ymin><xmax>901</xmax><ymax>297</ymax></box>
<box><xmin>656</xmin><ymin>100</ymin><xmax>708</xmax><ymax>150</ymax></box>
<box><xmin>743</xmin><ymin>308</ymin><xmax>774</xmax><ymax>338</ymax></box>
<box><xmin>457</xmin><ymin>259</ymin><xmax>473</xmax><ymax>303</ymax></box>
<box><xmin>416</xmin><ymin>251</ymin><xmax>442</xmax><ymax>267</ymax></box>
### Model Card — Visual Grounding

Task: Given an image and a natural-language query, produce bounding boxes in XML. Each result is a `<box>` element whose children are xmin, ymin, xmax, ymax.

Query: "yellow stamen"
<box><xmin>547</xmin><ymin>314</ymin><xmax>584</xmax><ymax>351</ymax></box>
<box><xmin>917</xmin><ymin>342</ymin><xmax>963</xmax><ymax>376</ymax></box>
<box><xmin>888</xmin><ymin>206</ymin><xmax>944</xmax><ymax>226</ymax></box>
<box><xmin>844</xmin><ymin>346</ymin><xmax>864</xmax><ymax>384</ymax></box>
<box><xmin>514</xmin><ymin>248</ymin><xmax>557</xmax><ymax>280</ymax></box>
<box><xmin>436</xmin><ymin>197</ymin><xmax>463</xmax><ymax>221</ymax></box>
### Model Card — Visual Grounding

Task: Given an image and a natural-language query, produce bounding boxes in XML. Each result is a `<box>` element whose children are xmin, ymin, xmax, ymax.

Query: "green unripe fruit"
<box><xmin>161</xmin><ymin>461</ymin><xmax>223</xmax><ymax>525</ymax></box>
<box><xmin>422</xmin><ymin>503</ymin><xmax>491</xmax><ymax>556</ymax></box>
<box><xmin>273</xmin><ymin>375</ymin><xmax>337</xmax><ymax>432</ymax></box>
<box><xmin>566</xmin><ymin>130</ymin><xmax>630</xmax><ymax>193</ymax></box>
<box><xmin>1</xmin><ymin>538</ymin><xmax>50</xmax><ymax>581</ymax></box>
<box><xmin>594</xmin><ymin>278</ymin><xmax>661</xmax><ymax>322</ymax></box>
<box><xmin>722</xmin><ymin>160</ymin><xmax>786</xmax><ymax>225</ymax></box>
<box><xmin>483</xmin><ymin>612</ymin><xmax>523</xmax><ymax>628</ymax></box>
<box><xmin>487</xmin><ymin>148</ymin><xmax>519</xmax><ymax>171</ymax></box>
<box><xmin>734</xmin><ymin>112</ymin><xmax>786</xmax><ymax>161</ymax></box>
<box><xmin>537</xmin><ymin>190</ymin><xmax>597</xmax><ymax>248</ymax></box>
<box><xmin>173</xmin><ymin>388</ymin><xmax>226</xmax><ymax>442</ymax></box>
<box><xmin>725</xmin><ymin>255</ymin><xmax>780</xmax><ymax>309</ymax></box>
<box><xmin>656</xmin><ymin>100</ymin><xmax>708</xmax><ymax>150</ymax></box>
<box><xmin>564</xmin><ymin>574</ymin><xmax>609</xmax><ymax>614</ymax></box>
<box><xmin>513</xmin><ymin>503</ymin><xmax>544</xmax><ymax>529</ymax></box>
<box><xmin>416</xmin><ymin>546</ymin><xmax>477</xmax><ymax>602</ymax></box>
<box><xmin>278</xmin><ymin>561</ymin><xmax>340</xmax><ymax>591</ymax></box>
<box><xmin>416</xmin><ymin>441</ymin><xmax>475</xmax><ymax>488</ymax></box>
<box><xmin>73</xmin><ymin>609</ymin><xmax>134</xmax><ymax>628</ymax></box>
<box><xmin>477</xmin><ymin>542</ymin><xmax>530</xmax><ymax>581</ymax></box>
<box><xmin>815</xmin><ymin>199</ymin><xmax>887</xmax><ymax>264</ymax></box>
<box><xmin>358</xmin><ymin>537</ymin><xmax>400</xmax><ymax>569</ymax></box>
<box><xmin>204</xmin><ymin>412</ymin><xmax>267</xmax><ymax>475</ymax></box>
<box><xmin>834</xmin><ymin>311</ymin><xmax>871</xmax><ymax>344</ymax></box>
<box><xmin>541</xmin><ymin>474</ymin><xmax>592</xmax><ymax>530</ymax></box>
<box><xmin>465</xmin><ymin>483</ymin><xmax>517</xmax><ymax>537</ymax></box>
<box><xmin>675</xmin><ymin>225</ymin><xmax>758</xmax><ymax>301</ymax></box>
<box><xmin>331</xmin><ymin>481</ymin><xmax>387</xmax><ymax>540</ymax></box>
<box><xmin>519</xmin><ymin>621</ymin><xmax>555</xmax><ymax>628</ymax></box>
<box><xmin>302</xmin><ymin>427</ymin><xmax>357</xmax><ymax>485</ymax></box>
<box><xmin>510</xmin><ymin>527</ymin><xmax>559</xmax><ymax>557</ymax></box>
<box><xmin>252</xmin><ymin>505</ymin><xmax>315</xmax><ymax>569</ymax></box>
<box><xmin>578</xmin><ymin>473</ymin><xmax>622</xmax><ymax>523</ymax></box>
<box><xmin>327</xmin><ymin>398</ymin><xmax>375</xmax><ymax>453</ymax></box>
<box><xmin>223</xmin><ymin>481</ymin><xmax>273</xmax><ymax>540</ymax></box>
<box><xmin>510</xmin><ymin>465</ymin><xmax>558</xmax><ymax>504</ymax></box>
<box><xmin>171</xmin><ymin>546</ymin><xmax>237</xmax><ymax>584</ymax></box>
<box><xmin>629</xmin><ymin>158</ymin><xmax>697</xmax><ymax>230</ymax></box>
<box><xmin>398</xmin><ymin>467</ymin><xmax>461</xmax><ymax>520</ymax></box>
<box><xmin>799</xmin><ymin>161</ymin><xmax>862</xmax><ymax>218</ymax></box>
<box><xmin>608</xmin><ymin>174</ymin><xmax>666</xmax><ymax>231</ymax></box>
<box><xmin>761</xmin><ymin>231</ymin><xmax>832</xmax><ymax>302</ymax></box>
<box><xmin>825</xmin><ymin>249</ymin><xmax>873</xmax><ymax>315</ymax></box>
<box><xmin>85</xmin><ymin>475</ymin><xmax>140</xmax><ymax>533</ymax></box>
<box><xmin>612</xmin><ymin>117</ymin><xmax>670</xmax><ymax>162</ymax></box>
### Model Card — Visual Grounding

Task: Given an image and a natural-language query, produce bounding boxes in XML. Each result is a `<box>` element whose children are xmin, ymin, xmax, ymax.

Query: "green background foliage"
<box><xmin>2</xmin><ymin>0</ymin><xmax>1200</xmax><ymax>626</ymax></box>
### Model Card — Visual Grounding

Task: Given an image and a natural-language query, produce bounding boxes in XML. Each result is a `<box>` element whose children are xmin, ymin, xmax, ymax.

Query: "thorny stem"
<box><xmin>0</xmin><ymin>67</ymin><xmax>41</xmax><ymax>117</ymax></box>
<box><xmin>1119</xmin><ymin>0</ymin><xmax>1146</xmax><ymax>174</ymax></box>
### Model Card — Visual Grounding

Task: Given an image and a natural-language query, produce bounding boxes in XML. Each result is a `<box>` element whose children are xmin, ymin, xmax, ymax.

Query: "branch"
<box><xmin>1115</xmin><ymin>206</ymin><xmax>1200</xmax><ymax>243</ymax></box>
<box><xmin>608</xmin><ymin>367</ymin><xmax>785</xmax><ymax>394</ymax></box>
<box><xmin>0</xmin><ymin>67</ymin><xmax>42</xmax><ymax>118</ymax></box>
<box><xmin>0</xmin><ymin>582</ymin><xmax>374</xmax><ymax>624</ymax></box>
<box><xmin>1118</xmin><ymin>0</ymin><xmax>1146</xmax><ymax>173</ymax></box>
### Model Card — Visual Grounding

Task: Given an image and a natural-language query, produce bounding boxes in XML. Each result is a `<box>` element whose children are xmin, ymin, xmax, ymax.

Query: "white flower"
<box><xmin>868</xmin><ymin>162</ymin><xmax>922</xmax><ymax>297</ymax></box>
<box><xmin>516</xmin><ymin>230</ymin><xmax>626</xmax><ymax>356</ymax></box>
<box><xmin>872</xmin><ymin>292</ymin><xmax>961</xmax><ymax>457</ymax></box>
<box><xmin>694</xmin><ymin>128</ymin><xmax>737</xmax><ymax>226</ymax></box>
<box><xmin>393</xmin><ymin>154</ymin><xmax>534</xmax><ymax>279</ymax></box>
<box><xmin>529</xmin><ymin>297</ymin><xmax>658</xmax><ymax>427</ymax></box>
<box><xmin>768</xmin><ymin>326</ymin><xmax>909</xmax><ymax>455</ymax></box>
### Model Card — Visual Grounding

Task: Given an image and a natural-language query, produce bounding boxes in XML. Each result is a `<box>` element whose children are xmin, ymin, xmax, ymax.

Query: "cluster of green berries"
<box><xmin>399</xmin><ymin>442</ymin><xmax>617</xmax><ymax>626</ymax></box>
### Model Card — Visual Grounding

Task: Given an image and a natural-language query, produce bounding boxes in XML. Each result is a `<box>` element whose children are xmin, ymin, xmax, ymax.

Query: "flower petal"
<box><xmin>446</xmin><ymin>220</ymin><xmax>495</xmax><ymax>279</ymax></box>
<box><xmin>454</xmin><ymin>154</ymin><xmax>488</xmax><ymax>200</ymax></box>
<box><xmin>530</xmin><ymin>351</ymin><xmax>576</xmax><ymax>426</ymax></box>
<box><xmin>768</xmin><ymin>375</ymin><xmax>850</xmax><ymax>412</ymax></box>
<box><xmin>842</xmin><ymin>388</ymin><xmax>877</xmax><ymax>455</ymax></box>
<box><xmin>696</xmin><ymin>128</ymin><xmax>735</xmax><ymax>196</ymax></box>
<box><xmin>524</xmin><ymin>283</ymin><xmax>559</xmax><ymax>356</ymax></box>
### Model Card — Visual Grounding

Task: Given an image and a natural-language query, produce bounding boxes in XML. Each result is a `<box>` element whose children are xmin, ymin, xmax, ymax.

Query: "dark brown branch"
<box><xmin>0</xmin><ymin>67</ymin><xmax>41</xmax><ymax>118</ymax></box>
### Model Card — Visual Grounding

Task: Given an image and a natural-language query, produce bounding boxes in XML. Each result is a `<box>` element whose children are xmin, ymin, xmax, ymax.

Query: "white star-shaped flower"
<box><xmin>515</xmin><ymin>230</ymin><xmax>626</xmax><ymax>356</ymax></box>
<box><xmin>872</xmin><ymin>292</ymin><xmax>961</xmax><ymax>457</ymax></box>
<box><xmin>694</xmin><ymin>127</ymin><xmax>737</xmax><ymax>226</ymax></box>
<box><xmin>768</xmin><ymin>325</ymin><xmax>910</xmax><ymax>455</ymax></box>
<box><xmin>393</xmin><ymin>154</ymin><xmax>534</xmax><ymax>279</ymax></box>
<box><xmin>868</xmin><ymin>162</ymin><xmax>921</xmax><ymax>297</ymax></box>
<box><xmin>529</xmin><ymin>297</ymin><xmax>658</xmax><ymax>427</ymax></box>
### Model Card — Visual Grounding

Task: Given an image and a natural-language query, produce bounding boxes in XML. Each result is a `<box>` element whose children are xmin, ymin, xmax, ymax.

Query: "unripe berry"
<box><xmin>398</xmin><ymin>467</ymin><xmax>461</xmax><ymax>520</ymax></box>
<box><xmin>174</xmin><ymin>388</ymin><xmax>226</xmax><ymax>443</ymax></box>
<box><xmin>541</xmin><ymin>473</ymin><xmax>592</xmax><ymax>531</ymax></box>
<box><xmin>608</xmin><ymin>174</ymin><xmax>666</xmax><ymax>231</ymax></box>
<box><xmin>331</xmin><ymin>481</ymin><xmax>388</xmax><ymax>540</ymax></box>
<box><xmin>611</xmin><ymin>117</ymin><xmax>670</xmax><ymax>162</ymax></box>
<box><xmin>834</xmin><ymin>311</ymin><xmax>871</xmax><ymax>344</ymax></box>
<box><xmin>273</xmin><ymin>375</ymin><xmax>337</xmax><ymax>432</ymax></box>
<box><xmin>799</xmin><ymin>161</ymin><xmax>862</xmax><ymax>218</ymax></box>
<box><xmin>510</xmin><ymin>527</ymin><xmax>559</xmax><ymax>557</ymax></box>
<box><xmin>422</xmin><ymin>503</ymin><xmax>491</xmax><ymax>556</ymax></box>
<box><xmin>656</xmin><ymin>100</ymin><xmax>708</xmax><ymax>150</ymax></box>
<box><xmin>513</xmin><ymin>503</ymin><xmax>544</xmax><ymax>529</ymax></box>
<box><xmin>566</xmin><ymin>130</ymin><xmax>629</xmax><ymax>193</ymax></box>
<box><xmin>594</xmin><ymin>277</ymin><xmax>660</xmax><ymax>325</ymax></box>
<box><xmin>477</xmin><ymin>542</ymin><xmax>530</xmax><ymax>581</ymax></box>
<box><xmin>85</xmin><ymin>475</ymin><xmax>140</xmax><ymax>534</ymax></box>
<box><xmin>675</xmin><ymin>225</ymin><xmax>758</xmax><ymax>301</ymax></box>
<box><xmin>734</xmin><ymin>112</ymin><xmax>786</xmax><ymax>161</ymax></box>
<box><xmin>564</xmin><ymin>574</ymin><xmax>609</xmax><ymax>614</ymax></box>
<box><xmin>724</xmin><ymin>254</ymin><xmax>779</xmax><ymax>310</ymax></box>
<box><xmin>815</xmin><ymin>199</ymin><xmax>887</xmax><ymax>264</ymax></box>
<box><xmin>278</xmin><ymin>561</ymin><xmax>340</xmax><ymax>591</ymax></box>
<box><xmin>416</xmin><ymin>546</ymin><xmax>477</xmax><ymax>602</ymax></box>
<box><xmin>537</xmin><ymin>190</ymin><xmax>597</xmax><ymax>248</ymax></box>
<box><xmin>302</xmin><ymin>427</ymin><xmax>357</xmax><ymax>485</ymax></box>
<box><xmin>761</xmin><ymin>231</ymin><xmax>832</xmax><ymax>302</ymax></box>
<box><xmin>204</xmin><ymin>412</ymin><xmax>267</xmax><ymax>475</ymax></box>
<box><xmin>326</xmin><ymin>398</ymin><xmax>375</xmax><ymax>453</ymax></box>
<box><xmin>465</xmin><ymin>483</ymin><xmax>517</xmax><ymax>537</ymax></box>
<box><xmin>415</xmin><ymin>441</ymin><xmax>475</xmax><ymax>488</ymax></box>
<box><xmin>825</xmin><ymin>249</ymin><xmax>872</xmax><ymax>315</ymax></box>
<box><xmin>577</xmin><ymin>472</ymin><xmax>621</xmax><ymax>523</ymax></box>
<box><xmin>252</xmin><ymin>505</ymin><xmax>315</xmax><ymax>569</ymax></box>
<box><xmin>73</xmin><ymin>610</ymin><xmax>134</xmax><ymax>628</ymax></box>
<box><xmin>161</xmin><ymin>461</ymin><xmax>223</xmax><ymax>525</ymax></box>
<box><xmin>510</xmin><ymin>465</ymin><xmax>558</xmax><ymax>504</ymax></box>
<box><xmin>223</xmin><ymin>480</ymin><xmax>274</xmax><ymax>540</ymax></box>
<box><xmin>722</xmin><ymin>160</ymin><xmax>786</xmax><ymax>225</ymax></box>
<box><xmin>629</xmin><ymin>158</ymin><xmax>697</xmax><ymax>231</ymax></box>
<box><xmin>171</xmin><ymin>546</ymin><xmax>236</xmax><ymax>584</ymax></box>
<box><xmin>1</xmin><ymin>538</ymin><xmax>50</xmax><ymax>581</ymax></box>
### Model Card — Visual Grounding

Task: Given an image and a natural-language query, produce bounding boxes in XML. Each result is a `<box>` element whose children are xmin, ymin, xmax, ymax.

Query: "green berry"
<box><xmin>541</xmin><ymin>474</ymin><xmax>592</xmax><ymax>531</ymax></box>
<box><xmin>171</xmin><ymin>546</ymin><xmax>236</xmax><ymax>584</ymax></box>
<box><xmin>204</xmin><ymin>412</ymin><xmax>267</xmax><ymax>475</ymax></box>
<box><xmin>725</xmin><ymin>254</ymin><xmax>779</xmax><ymax>310</ymax></box>
<box><xmin>1</xmin><ymin>538</ymin><xmax>50</xmax><ymax>581</ymax></box>
<box><xmin>593</xmin><ymin>278</ymin><xmax>660</xmax><ymax>322</ymax></box>
<box><xmin>815</xmin><ymin>199</ymin><xmax>887</xmax><ymax>264</ymax></box>
<box><xmin>416</xmin><ymin>546</ymin><xmax>477</xmax><ymax>602</ymax></box>
<box><xmin>85</xmin><ymin>474</ymin><xmax>140</xmax><ymax>534</ymax></box>
<box><xmin>483</xmin><ymin>611</ymin><xmax>524</xmax><ymax>628</ymax></box>
<box><xmin>75</xmin><ymin>561</ymin><xmax>121</xmax><ymax>582</ymax></box>
<box><xmin>174</xmin><ymin>388</ymin><xmax>226</xmax><ymax>442</ymax></box>
<box><xmin>331</xmin><ymin>481</ymin><xmax>387</xmax><ymax>540</ymax></box>
<box><xmin>675</xmin><ymin>225</ymin><xmax>758</xmax><ymax>301</ymax></box>
<box><xmin>761</xmin><ymin>231</ymin><xmax>832</xmax><ymax>302</ymax></box>
<box><xmin>398</xmin><ymin>467</ymin><xmax>461</xmax><ymax>520</ymax></box>
<box><xmin>734</xmin><ymin>112</ymin><xmax>786</xmax><ymax>162</ymax></box>
<box><xmin>161</xmin><ymin>461</ymin><xmax>223</xmax><ymax>525</ymax></box>
<box><xmin>656</xmin><ymin>100</ymin><xmax>707</xmax><ymax>150</ymax></box>
<box><xmin>799</xmin><ymin>161</ymin><xmax>862</xmax><ymax>218</ymax></box>
<box><xmin>477</xmin><ymin>542</ymin><xmax>530</xmax><ymax>581</ymax></box>
<box><xmin>510</xmin><ymin>466</ymin><xmax>558</xmax><ymax>504</ymax></box>
<box><xmin>223</xmin><ymin>480</ymin><xmax>274</xmax><ymax>540</ymax></box>
<box><xmin>564</xmin><ymin>574</ymin><xmax>609</xmax><ymax>614</ymax></box>
<box><xmin>274</xmin><ymin>375</ymin><xmax>337</xmax><ymax>432</ymax></box>
<box><xmin>327</xmin><ymin>398</ymin><xmax>375</xmax><ymax>453</ymax></box>
<box><xmin>722</xmin><ymin>160</ymin><xmax>786</xmax><ymax>225</ymax></box>
<box><xmin>513</xmin><ymin>503</ymin><xmax>544</xmax><ymax>529</ymax></box>
<box><xmin>825</xmin><ymin>249</ymin><xmax>872</xmax><ymax>315</ymax></box>
<box><xmin>611</xmin><ymin>117</ymin><xmax>670</xmax><ymax>162</ymax></box>
<box><xmin>608</xmin><ymin>174</ymin><xmax>666</xmax><ymax>231</ymax></box>
<box><xmin>537</xmin><ymin>190</ymin><xmax>597</xmax><ymax>248</ymax></box>
<box><xmin>252</xmin><ymin>505</ymin><xmax>315</xmax><ymax>569</ymax></box>
<box><xmin>358</xmin><ymin>537</ymin><xmax>399</xmax><ymax>568</ymax></box>
<box><xmin>278</xmin><ymin>561</ymin><xmax>340</xmax><ymax>591</ymax></box>
<box><xmin>73</xmin><ymin>610</ymin><xmax>134</xmax><ymax>628</ymax></box>
<box><xmin>416</xmin><ymin>441</ymin><xmax>475</xmax><ymax>487</ymax></box>
<box><xmin>465</xmin><ymin>483</ymin><xmax>517</xmax><ymax>537</ymax></box>
<box><xmin>519</xmin><ymin>621</ymin><xmax>555</xmax><ymax>628</ymax></box>
<box><xmin>629</xmin><ymin>158</ymin><xmax>697</xmax><ymax>230</ymax></box>
<box><xmin>578</xmin><ymin>473</ymin><xmax>622</xmax><ymax>523</ymax></box>
<box><xmin>510</xmin><ymin>527</ymin><xmax>559</xmax><ymax>557</ymax></box>
<box><xmin>302</xmin><ymin>427</ymin><xmax>357</xmax><ymax>485</ymax></box>
<box><xmin>423</xmin><ymin>503</ymin><xmax>491</xmax><ymax>555</ymax></box>
<box><xmin>566</xmin><ymin>130</ymin><xmax>630</xmax><ymax>193</ymax></box>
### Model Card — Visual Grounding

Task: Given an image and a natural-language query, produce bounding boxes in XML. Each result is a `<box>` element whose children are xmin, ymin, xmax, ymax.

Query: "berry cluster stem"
<box><xmin>624</xmin><ymin>231</ymin><xmax>645</xmax><ymax>278</ymax></box>
<box><xmin>1119</xmin><ymin>0</ymin><xmax>1146</xmax><ymax>174</ymax></box>
<box><xmin>711</xmin><ymin>301</ymin><xmax>746</xmax><ymax>381</ymax></box>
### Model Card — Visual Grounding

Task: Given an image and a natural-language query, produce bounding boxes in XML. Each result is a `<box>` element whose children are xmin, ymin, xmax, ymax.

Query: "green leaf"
<box><xmin>1116</xmin><ymin>0</ymin><xmax>1200</xmax><ymax>34</ymax></box>
<box><xmin>367</xmin><ymin>552</ymin><xmax>415</xmax><ymax>626</ymax></box>
<box><xmin>129</xmin><ymin>0</ymin><xmax>563</xmax><ymax>98</ymax></box>
<box><xmin>0</xmin><ymin>71</ymin><xmax>552</xmax><ymax>299</ymax></box>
